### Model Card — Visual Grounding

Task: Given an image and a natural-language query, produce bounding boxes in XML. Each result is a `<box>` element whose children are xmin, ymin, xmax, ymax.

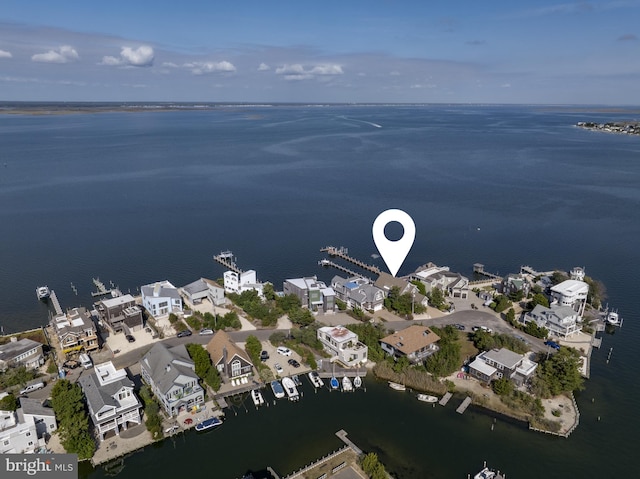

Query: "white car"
<box><xmin>199</xmin><ymin>328</ymin><xmax>214</xmax><ymax>335</ymax></box>
<box><xmin>277</xmin><ymin>346</ymin><xmax>292</xmax><ymax>356</ymax></box>
<box><xmin>274</xmin><ymin>363</ymin><xmax>284</xmax><ymax>374</ymax></box>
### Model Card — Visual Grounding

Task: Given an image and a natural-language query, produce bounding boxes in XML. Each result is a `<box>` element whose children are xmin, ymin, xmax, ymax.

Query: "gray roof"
<box><xmin>0</xmin><ymin>338</ymin><xmax>43</xmax><ymax>362</ymax></box>
<box><xmin>19</xmin><ymin>398</ymin><xmax>55</xmax><ymax>418</ymax></box>
<box><xmin>181</xmin><ymin>278</ymin><xmax>208</xmax><ymax>295</ymax></box>
<box><xmin>78</xmin><ymin>370</ymin><xmax>135</xmax><ymax>421</ymax></box>
<box><xmin>141</xmin><ymin>283</ymin><xmax>181</xmax><ymax>300</ymax></box>
<box><xmin>483</xmin><ymin>348</ymin><xmax>523</xmax><ymax>370</ymax></box>
<box><xmin>140</xmin><ymin>342</ymin><xmax>196</xmax><ymax>395</ymax></box>
<box><xmin>349</xmin><ymin>283</ymin><xmax>383</xmax><ymax>303</ymax></box>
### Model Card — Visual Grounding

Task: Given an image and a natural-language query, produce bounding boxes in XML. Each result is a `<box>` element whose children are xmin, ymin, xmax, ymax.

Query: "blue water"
<box><xmin>1</xmin><ymin>104</ymin><xmax>639</xmax><ymax>477</ymax></box>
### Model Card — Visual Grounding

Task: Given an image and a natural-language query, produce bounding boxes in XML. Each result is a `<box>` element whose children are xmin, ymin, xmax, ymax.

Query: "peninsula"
<box><xmin>576</xmin><ymin>120</ymin><xmax>640</xmax><ymax>135</ymax></box>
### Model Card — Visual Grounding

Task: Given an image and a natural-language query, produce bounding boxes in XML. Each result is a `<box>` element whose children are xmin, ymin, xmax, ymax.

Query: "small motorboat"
<box><xmin>270</xmin><ymin>380</ymin><xmax>285</xmax><ymax>399</ymax></box>
<box><xmin>36</xmin><ymin>286</ymin><xmax>50</xmax><ymax>300</ymax></box>
<box><xmin>342</xmin><ymin>376</ymin><xmax>353</xmax><ymax>392</ymax></box>
<box><xmin>195</xmin><ymin>416</ymin><xmax>222</xmax><ymax>432</ymax></box>
<box><xmin>353</xmin><ymin>375</ymin><xmax>362</xmax><ymax>388</ymax></box>
<box><xmin>330</xmin><ymin>376</ymin><xmax>339</xmax><ymax>390</ymax></box>
<box><xmin>282</xmin><ymin>377</ymin><xmax>299</xmax><ymax>401</ymax></box>
<box><xmin>251</xmin><ymin>389</ymin><xmax>264</xmax><ymax>406</ymax></box>
<box><xmin>388</xmin><ymin>381</ymin><xmax>406</xmax><ymax>391</ymax></box>
<box><xmin>308</xmin><ymin>371</ymin><xmax>324</xmax><ymax>388</ymax></box>
<box><xmin>417</xmin><ymin>393</ymin><xmax>438</xmax><ymax>403</ymax></box>
<box><xmin>606</xmin><ymin>310</ymin><xmax>622</xmax><ymax>325</ymax></box>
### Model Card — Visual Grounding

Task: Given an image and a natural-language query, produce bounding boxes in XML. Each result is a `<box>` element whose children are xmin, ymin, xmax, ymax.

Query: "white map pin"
<box><xmin>372</xmin><ymin>209</ymin><xmax>415</xmax><ymax>277</ymax></box>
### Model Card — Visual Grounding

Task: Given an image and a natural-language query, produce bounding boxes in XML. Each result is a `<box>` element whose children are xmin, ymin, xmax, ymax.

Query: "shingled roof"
<box><xmin>380</xmin><ymin>325</ymin><xmax>440</xmax><ymax>355</ymax></box>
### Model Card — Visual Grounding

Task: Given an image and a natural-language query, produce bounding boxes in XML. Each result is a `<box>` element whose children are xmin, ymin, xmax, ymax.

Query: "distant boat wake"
<box><xmin>338</xmin><ymin>116</ymin><xmax>382</xmax><ymax>128</ymax></box>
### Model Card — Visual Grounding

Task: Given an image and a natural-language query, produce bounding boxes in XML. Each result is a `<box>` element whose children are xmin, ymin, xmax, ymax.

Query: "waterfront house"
<box><xmin>501</xmin><ymin>273</ymin><xmax>531</xmax><ymax>298</ymax></box>
<box><xmin>0</xmin><ymin>337</ymin><xmax>45</xmax><ymax>371</ymax></box>
<box><xmin>331</xmin><ymin>275</ymin><xmax>385</xmax><ymax>312</ymax></box>
<box><xmin>410</xmin><ymin>263</ymin><xmax>470</xmax><ymax>299</ymax></box>
<box><xmin>468</xmin><ymin>348</ymin><xmax>538</xmax><ymax>386</ymax></box>
<box><xmin>374</xmin><ymin>272</ymin><xmax>428</xmax><ymax>306</ymax></box>
<box><xmin>180</xmin><ymin>277</ymin><xmax>225</xmax><ymax>306</ymax></box>
<box><xmin>223</xmin><ymin>269</ymin><xmax>265</xmax><ymax>298</ymax></box>
<box><xmin>0</xmin><ymin>398</ymin><xmax>56</xmax><ymax>453</ymax></box>
<box><xmin>78</xmin><ymin>361</ymin><xmax>142</xmax><ymax>442</ymax></box>
<box><xmin>317</xmin><ymin>325</ymin><xmax>368</xmax><ymax>368</ymax></box>
<box><xmin>141</xmin><ymin>280</ymin><xmax>183</xmax><ymax>318</ymax></box>
<box><xmin>523</xmin><ymin>304</ymin><xmax>582</xmax><ymax>338</ymax></box>
<box><xmin>283</xmin><ymin>276</ymin><xmax>336</xmax><ymax>313</ymax></box>
<box><xmin>570</xmin><ymin>266</ymin><xmax>586</xmax><ymax>281</ymax></box>
<box><xmin>94</xmin><ymin>294</ymin><xmax>143</xmax><ymax>335</ymax></box>
<box><xmin>50</xmin><ymin>307</ymin><xmax>99</xmax><ymax>355</ymax></box>
<box><xmin>205</xmin><ymin>330</ymin><xmax>254</xmax><ymax>384</ymax></box>
<box><xmin>550</xmin><ymin>279</ymin><xmax>589</xmax><ymax>318</ymax></box>
<box><xmin>140</xmin><ymin>342</ymin><xmax>204</xmax><ymax>417</ymax></box>
<box><xmin>379</xmin><ymin>325</ymin><xmax>441</xmax><ymax>364</ymax></box>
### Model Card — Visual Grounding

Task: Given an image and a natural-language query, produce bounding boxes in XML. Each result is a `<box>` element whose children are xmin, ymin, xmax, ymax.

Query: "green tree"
<box><xmin>536</xmin><ymin>347</ymin><xmax>584</xmax><ymax>397</ymax></box>
<box><xmin>51</xmin><ymin>380</ymin><xmax>95</xmax><ymax>459</ymax></box>
<box><xmin>186</xmin><ymin>343</ymin><xmax>212</xmax><ymax>379</ymax></box>
<box><xmin>505</xmin><ymin>308</ymin><xmax>516</xmax><ymax>325</ymax></box>
<box><xmin>0</xmin><ymin>393</ymin><xmax>18</xmax><ymax>411</ymax></box>
<box><xmin>245</xmin><ymin>335</ymin><xmax>263</xmax><ymax>363</ymax></box>
<box><xmin>262</xmin><ymin>282</ymin><xmax>276</xmax><ymax>301</ymax></box>
<box><xmin>492</xmin><ymin>377</ymin><xmax>514</xmax><ymax>396</ymax></box>
<box><xmin>492</xmin><ymin>295</ymin><xmax>511</xmax><ymax>313</ymax></box>
<box><xmin>530</xmin><ymin>293</ymin><xmax>550</xmax><ymax>309</ymax></box>
<box><xmin>288</xmin><ymin>306</ymin><xmax>315</xmax><ymax>326</ymax></box>
<box><xmin>410</xmin><ymin>280</ymin><xmax>427</xmax><ymax>296</ymax></box>
<box><xmin>427</xmin><ymin>286</ymin><xmax>446</xmax><ymax>310</ymax></box>
<box><xmin>205</xmin><ymin>367</ymin><xmax>221</xmax><ymax>391</ymax></box>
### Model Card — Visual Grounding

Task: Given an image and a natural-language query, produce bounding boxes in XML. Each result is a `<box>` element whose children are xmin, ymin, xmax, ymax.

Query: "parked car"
<box><xmin>545</xmin><ymin>340</ymin><xmax>561</xmax><ymax>350</ymax></box>
<box><xmin>453</xmin><ymin>323</ymin><xmax>465</xmax><ymax>330</ymax></box>
<box><xmin>199</xmin><ymin>328</ymin><xmax>214</xmax><ymax>335</ymax></box>
<box><xmin>177</xmin><ymin>330</ymin><xmax>192</xmax><ymax>338</ymax></box>
<box><xmin>288</xmin><ymin>359</ymin><xmax>300</xmax><ymax>368</ymax></box>
<box><xmin>19</xmin><ymin>381</ymin><xmax>45</xmax><ymax>396</ymax></box>
<box><xmin>126</xmin><ymin>334</ymin><xmax>136</xmax><ymax>343</ymax></box>
<box><xmin>260</xmin><ymin>350</ymin><xmax>269</xmax><ymax>361</ymax></box>
<box><xmin>274</xmin><ymin>363</ymin><xmax>284</xmax><ymax>374</ymax></box>
<box><xmin>276</xmin><ymin>346</ymin><xmax>292</xmax><ymax>356</ymax></box>
<box><xmin>63</xmin><ymin>360</ymin><xmax>79</xmax><ymax>369</ymax></box>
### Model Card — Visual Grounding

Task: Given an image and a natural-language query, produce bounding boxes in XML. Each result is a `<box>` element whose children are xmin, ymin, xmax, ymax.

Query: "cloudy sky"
<box><xmin>1</xmin><ymin>0</ymin><xmax>639</xmax><ymax>104</ymax></box>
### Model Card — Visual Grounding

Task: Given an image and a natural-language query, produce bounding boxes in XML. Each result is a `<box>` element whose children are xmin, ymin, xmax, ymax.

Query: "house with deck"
<box><xmin>223</xmin><ymin>270</ymin><xmax>265</xmax><ymax>298</ymax></box>
<box><xmin>50</xmin><ymin>307</ymin><xmax>99</xmax><ymax>355</ymax></box>
<box><xmin>283</xmin><ymin>276</ymin><xmax>336</xmax><ymax>313</ymax></box>
<box><xmin>317</xmin><ymin>325</ymin><xmax>368</xmax><ymax>368</ymax></box>
<box><xmin>0</xmin><ymin>338</ymin><xmax>45</xmax><ymax>371</ymax></box>
<box><xmin>410</xmin><ymin>263</ymin><xmax>470</xmax><ymax>299</ymax></box>
<box><xmin>523</xmin><ymin>304</ymin><xmax>582</xmax><ymax>338</ymax></box>
<box><xmin>180</xmin><ymin>278</ymin><xmax>225</xmax><ymax>306</ymax></box>
<box><xmin>0</xmin><ymin>398</ymin><xmax>57</xmax><ymax>453</ymax></box>
<box><xmin>205</xmin><ymin>330</ymin><xmax>254</xmax><ymax>384</ymax></box>
<box><xmin>550</xmin><ymin>279</ymin><xmax>589</xmax><ymax>318</ymax></box>
<box><xmin>331</xmin><ymin>275</ymin><xmax>385</xmax><ymax>312</ymax></box>
<box><xmin>140</xmin><ymin>342</ymin><xmax>204</xmax><ymax>417</ymax></box>
<box><xmin>141</xmin><ymin>280</ymin><xmax>183</xmax><ymax>318</ymax></box>
<box><xmin>94</xmin><ymin>294</ymin><xmax>144</xmax><ymax>334</ymax></box>
<box><xmin>468</xmin><ymin>348</ymin><xmax>538</xmax><ymax>386</ymax></box>
<box><xmin>78</xmin><ymin>361</ymin><xmax>142</xmax><ymax>441</ymax></box>
<box><xmin>379</xmin><ymin>325</ymin><xmax>441</xmax><ymax>363</ymax></box>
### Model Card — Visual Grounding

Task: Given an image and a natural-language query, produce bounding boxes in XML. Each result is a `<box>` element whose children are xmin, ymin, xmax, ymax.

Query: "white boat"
<box><xmin>270</xmin><ymin>380</ymin><xmax>285</xmax><ymax>399</ymax></box>
<box><xmin>281</xmin><ymin>377</ymin><xmax>299</xmax><ymax>401</ymax></box>
<box><xmin>36</xmin><ymin>286</ymin><xmax>50</xmax><ymax>300</ymax></box>
<box><xmin>606</xmin><ymin>310</ymin><xmax>622</xmax><ymax>325</ymax></box>
<box><xmin>474</xmin><ymin>467</ymin><xmax>497</xmax><ymax>479</ymax></box>
<box><xmin>353</xmin><ymin>375</ymin><xmax>362</xmax><ymax>388</ymax></box>
<box><xmin>251</xmin><ymin>389</ymin><xmax>264</xmax><ymax>406</ymax></box>
<box><xmin>195</xmin><ymin>416</ymin><xmax>222</xmax><ymax>432</ymax></box>
<box><xmin>417</xmin><ymin>393</ymin><xmax>438</xmax><ymax>403</ymax></box>
<box><xmin>388</xmin><ymin>381</ymin><xmax>406</xmax><ymax>391</ymax></box>
<box><xmin>342</xmin><ymin>376</ymin><xmax>353</xmax><ymax>392</ymax></box>
<box><xmin>164</xmin><ymin>425</ymin><xmax>179</xmax><ymax>434</ymax></box>
<box><xmin>308</xmin><ymin>371</ymin><xmax>324</xmax><ymax>388</ymax></box>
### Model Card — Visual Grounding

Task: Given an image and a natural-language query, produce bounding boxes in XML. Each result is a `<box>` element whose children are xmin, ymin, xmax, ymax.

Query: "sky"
<box><xmin>1</xmin><ymin>0</ymin><xmax>639</xmax><ymax>104</ymax></box>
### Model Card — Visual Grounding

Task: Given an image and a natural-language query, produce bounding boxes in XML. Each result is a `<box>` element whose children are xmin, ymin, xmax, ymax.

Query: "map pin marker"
<box><xmin>372</xmin><ymin>209</ymin><xmax>415</xmax><ymax>277</ymax></box>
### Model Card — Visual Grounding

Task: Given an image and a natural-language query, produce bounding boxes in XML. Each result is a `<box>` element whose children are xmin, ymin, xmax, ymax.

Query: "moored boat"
<box><xmin>308</xmin><ymin>371</ymin><xmax>324</xmax><ymax>388</ymax></box>
<box><xmin>353</xmin><ymin>375</ymin><xmax>362</xmax><ymax>388</ymax></box>
<box><xmin>251</xmin><ymin>389</ymin><xmax>264</xmax><ymax>406</ymax></box>
<box><xmin>270</xmin><ymin>380</ymin><xmax>285</xmax><ymax>399</ymax></box>
<box><xmin>417</xmin><ymin>393</ymin><xmax>438</xmax><ymax>403</ymax></box>
<box><xmin>330</xmin><ymin>376</ymin><xmax>339</xmax><ymax>390</ymax></box>
<box><xmin>606</xmin><ymin>310</ymin><xmax>622</xmax><ymax>325</ymax></box>
<box><xmin>388</xmin><ymin>381</ymin><xmax>406</xmax><ymax>391</ymax></box>
<box><xmin>36</xmin><ymin>286</ymin><xmax>50</xmax><ymax>300</ymax></box>
<box><xmin>342</xmin><ymin>376</ymin><xmax>353</xmax><ymax>392</ymax></box>
<box><xmin>195</xmin><ymin>416</ymin><xmax>222</xmax><ymax>432</ymax></box>
<box><xmin>282</xmin><ymin>376</ymin><xmax>299</xmax><ymax>401</ymax></box>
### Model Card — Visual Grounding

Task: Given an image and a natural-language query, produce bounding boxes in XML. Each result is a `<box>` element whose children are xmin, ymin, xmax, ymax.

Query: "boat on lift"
<box><xmin>36</xmin><ymin>286</ymin><xmax>50</xmax><ymax>300</ymax></box>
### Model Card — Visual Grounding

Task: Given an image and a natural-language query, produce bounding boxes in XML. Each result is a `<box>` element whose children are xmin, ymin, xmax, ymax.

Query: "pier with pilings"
<box><xmin>320</xmin><ymin>246</ymin><xmax>381</xmax><ymax>275</ymax></box>
<box><xmin>49</xmin><ymin>290</ymin><xmax>63</xmax><ymax>316</ymax></box>
<box><xmin>213</xmin><ymin>250</ymin><xmax>242</xmax><ymax>274</ymax></box>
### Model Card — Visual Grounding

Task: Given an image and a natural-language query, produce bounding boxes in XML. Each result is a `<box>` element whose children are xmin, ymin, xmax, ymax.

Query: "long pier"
<box><xmin>472</xmin><ymin>263</ymin><xmax>502</xmax><ymax>281</ymax></box>
<box><xmin>320</xmin><ymin>246</ymin><xmax>381</xmax><ymax>275</ymax></box>
<box><xmin>49</xmin><ymin>290</ymin><xmax>63</xmax><ymax>316</ymax></box>
<box><xmin>91</xmin><ymin>277</ymin><xmax>116</xmax><ymax>297</ymax></box>
<box><xmin>520</xmin><ymin>265</ymin><xmax>555</xmax><ymax>277</ymax></box>
<box><xmin>213</xmin><ymin>250</ymin><xmax>242</xmax><ymax>274</ymax></box>
<box><xmin>318</xmin><ymin>259</ymin><xmax>372</xmax><ymax>281</ymax></box>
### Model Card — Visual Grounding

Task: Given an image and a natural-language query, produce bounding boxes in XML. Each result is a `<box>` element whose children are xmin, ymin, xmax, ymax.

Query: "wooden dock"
<box><xmin>213</xmin><ymin>251</ymin><xmax>242</xmax><ymax>274</ymax></box>
<box><xmin>439</xmin><ymin>392</ymin><xmax>452</xmax><ymax>406</ymax></box>
<box><xmin>318</xmin><ymin>259</ymin><xmax>372</xmax><ymax>281</ymax></box>
<box><xmin>320</xmin><ymin>246</ymin><xmax>381</xmax><ymax>275</ymax></box>
<box><xmin>473</xmin><ymin>263</ymin><xmax>503</xmax><ymax>281</ymax></box>
<box><xmin>456</xmin><ymin>396</ymin><xmax>472</xmax><ymax>414</ymax></box>
<box><xmin>49</xmin><ymin>290</ymin><xmax>63</xmax><ymax>316</ymax></box>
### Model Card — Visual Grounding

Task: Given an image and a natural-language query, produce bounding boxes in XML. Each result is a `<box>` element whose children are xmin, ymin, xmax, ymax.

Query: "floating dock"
<box><xmin>439</xmin><ymin>392</ymin><xmax>452</xmax><ymax>406</ymax></box>
<box><xmin>456</xmin><ymin>396</ymin><xmax>472</xmax><ymax>414</ymax></box>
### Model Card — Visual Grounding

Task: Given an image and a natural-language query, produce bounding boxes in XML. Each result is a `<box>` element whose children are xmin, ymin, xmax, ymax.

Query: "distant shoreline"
<box><xmin>576</xmin><ymin>121</ymin><xmax>640</xmax><ymax>136</ymax></box>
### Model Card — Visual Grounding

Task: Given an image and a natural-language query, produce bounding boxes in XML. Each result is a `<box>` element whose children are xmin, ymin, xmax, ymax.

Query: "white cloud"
<box><xmin>100</xmin><ymin>46</ymin><xmax>154</xmax><ymax>67</ymax></box>
<box><xmin>275</xmin><ymin>63</ymin><xmax>343</xmax><ymax>81</ymax></box>
<box><xmin>389</xmin><ymin>71</ymin><xmax>401</xmax><ymax>76</ymax></box>
<box><xmin>162</xmin><ymin>62</ymin><xmax>179</xmax><ymax>68</ymax></box>
<box><xmin>31</xmin><ymin>45</ymin><xmax>79</xmax><ymax>64</ymax></box>
<box><xmin>258</xmin><ymin>62</ymin><xmax>271</xmax><ymax>71</ymax></box>
<box><xmin>501</xmin><ymin>83</ymin><xmax>512</xmax><ymax>88</ymax></box>
<box><xmin>184</xmin><ymin>60</ymin><xmax>236</xmax><ymax>75</ymax></box>
<box><xmin>0</xmin><ymin>50</ymin><xmax>12</xmax><ymax>59</ymax></box>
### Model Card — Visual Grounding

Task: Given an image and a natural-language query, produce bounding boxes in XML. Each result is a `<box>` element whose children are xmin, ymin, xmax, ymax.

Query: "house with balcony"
<box><xmin>523</xmin><ymin>304</ymin><xmax>582</xmax><ymax>338</ymax></box>
<box><xmin>0</xmin><ymin>337</ymin><xmax>45</xmax><ymax>371</ymax></box>
<box><xmin>379</xmin><ymin>325</ymin><xmax>441</xmax><ymax>363</ymax></box>
<box><xmin>50</xmin><ymin>307</ymin><xmax>99</xmax><ymax>355</ymax></box>
<box><xmin>374</xmin><ymin>272</ymin><xmax>428</xmax><ymax>307</ymax></box>
<box><xmin>283</xmin><ymin>277</ymin><xmax>336</xmax><ymax>313</ymax></box>
<box><xmin>180</xmin><ymin>278</ymin><xmax>225</xmax><ymax>306</ymax></box>
<box><xmin>205</xmin><ymin>330</ymin><xmax>254</xmax><ymax>385</ymax></box>
<box><xmin>468</xmin><ymin>348</ymin><xmax>538</xmax><ymax>386</ymax></box>
<box><xmin>317</xmin><ymin>325</ymin><xmax>368</xmax><ymax>368</ymax></box>
<box><xmin>223</xmin><ymin>270</ymin><xmax>265</xmax><ymax>298</ymax></box>
<box><xmin>141</xmin><ymin>280</ymin><xmax>183</xmax><ymax>318</ymax></box>
<box><xmin>0</xmin><ymin>398</ymin><xmax>56</xmax><ymax>454</ymax></box>
<box><xmin>331</xmin><ymin>275</ymin><xmax>385</xmax><ymax>312</ymax></box>
<box><xmin>94</xmin><ymin>294</ymin><xmax>143</xmax><ymax>334</ymax></box>
<box><xmin>78</xmin><ymin>361</ymin><xmax>142</xmax><ymax>442</ymax></box>
<box><xmin>410</xmin><ymin>263</ymin><xmax>470</xmax><ymax>299</ymax></box>
<box><xmin>550</xmin><ymin>279</ymin><xmax>589</xmax><ymax>318</ymax></box>
<box><xmin>140</xmin><ymin>342</ymin><xmax>204</xmax><ymax>417</ymax></box>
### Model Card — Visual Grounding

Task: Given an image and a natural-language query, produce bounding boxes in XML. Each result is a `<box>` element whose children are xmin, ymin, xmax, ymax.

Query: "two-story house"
<box><xmin>0</xmin><ymin>399</ymin><xmax>56</xmax><ymax>454</ymax></box>
<box><xmin>283</xmin><ymin>277</ymin><xmax>336</xmax><ymax>313</ymax></box>
<box><xmin>379</xmin><ymin>325</ymin><xmax>441</xmax><ymax>363</ymax></box>
<box><xmin>205</xmin><ymin>330</ymin><xmax>254</xmax><ymax>385</ymax></box>
<box><xmin>50</xmin><ymin>307</ymin><xmax>99</xmax><ymax>355</ymax></box>
<box><xmin>550</xmin><ymin>279</ymin><xmax>589</xmax><ymax>318</ymax></box>
<box><xmin>331</xmin><ymin>275</ymin><xmax>385</xmax><ymax>312</ymax></box>
<box><xmin>140</xmin><ymin>342</ymin><xmax>204</xmax><ymax>417</ymax></box>
<box><xmin>141</xmin><ymin>280</ymin><xmax>183</xmax><ymax>318</ymax></box>
<box><xmin>0</xmin><ymin>337</ymin><xmax>45</xmax><ymax>371</ymax></box>
<box><xmin>223</xmin><ymin>270</ymin><xmax>264</xmax><ymax>298</ymax></box>
<box><xmin>410</xmin><ymin>263</ymin><xmax>470</xmax><ymax>299</ymax></box>
<box><xmin>94</xmin><ymin>294</ymin><xmax>144</xmax><ymax>334</ymax></box>
<box><xmin>317</xmin><ymin>325</ymin><xmax>368</xmax><ymax>368</ymax></box>
<box><xmin>78</xmin><ymin>361</ymin><xmax>142</xmax><ymax>441</ymax></box>
<box><xmin>468</xmin><ymin>348</ymin><xmax>538</xmax><ymax>386</ymax></box>
<box><xmin>523</xmin><ymin>304</ymin><xmax>582</xmax><ymax>338</ymax></box>
<box><xmin>180</xmin><ymin>278</ymin><xmax>225</xmax><ymax>306</ymax></box>
<box><xmin>374</xmin><ymin>272</ymin><xmax>428</xmax><ymax>307</ymax></box>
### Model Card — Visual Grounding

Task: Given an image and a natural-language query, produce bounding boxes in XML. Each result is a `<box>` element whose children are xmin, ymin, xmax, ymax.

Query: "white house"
<box><xmin>331</xmin><ymin>275</ymin><xmax>385</xmax><ymax>312</ymax></box>
<box><xmin>524</xmin><ymin>304</ymin><xmax>582</xmax><ymax>338</ymax></box>
<box><xmin>141</xmin><ymin>280</ymin><xmax>183</xmax><ymax>317</ymax></box>
<box><xmin>410</xmin><ymin>262</ymin><xmax>470</xmax><ymax>299</ymax></box>
<box><xmin>570</xmin><ymin>266</ymin><xmax>586</xmax><ymax>281</ymax></box>
<box><xmin>0</xmin><ymin>337</ymin><xmax>45</xmax><ymax>371</ymax></box>
<box><xmin>283</xmin><ymin>277</ymin><xmax>336</xmax><ymax>313</ymax></box>
<box><xmin>550</xmin><ymin>279</ymin><xmax>589</xmax><ymax>317</ymax></box>
<box><xmin>223</xmin><ymin>270</ymin><xmax>264</xmax><ymax>298</ymax></box>
<box><xmin>78</xmin><ymin>361</ymin><xmax>142</xmax><ymax>442</ymax></box>
<box><xmin>180</xmin><ymin>278</ymin><xmax>225</xmax><ymax>306</ymax></box>
<box><xmin>317</xmin><ymin>325</ymin><xmax>368</xmax><ymax>367</ymax></box>
<box><xmin>0</xmin><ymin>398</ymin><xmax>57</xmax><ymax>453</ymax></box>
<box><xmin>468</xmin><ymin>348</ymin><xmax>538</xmax><ymax>386</ymax></box>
